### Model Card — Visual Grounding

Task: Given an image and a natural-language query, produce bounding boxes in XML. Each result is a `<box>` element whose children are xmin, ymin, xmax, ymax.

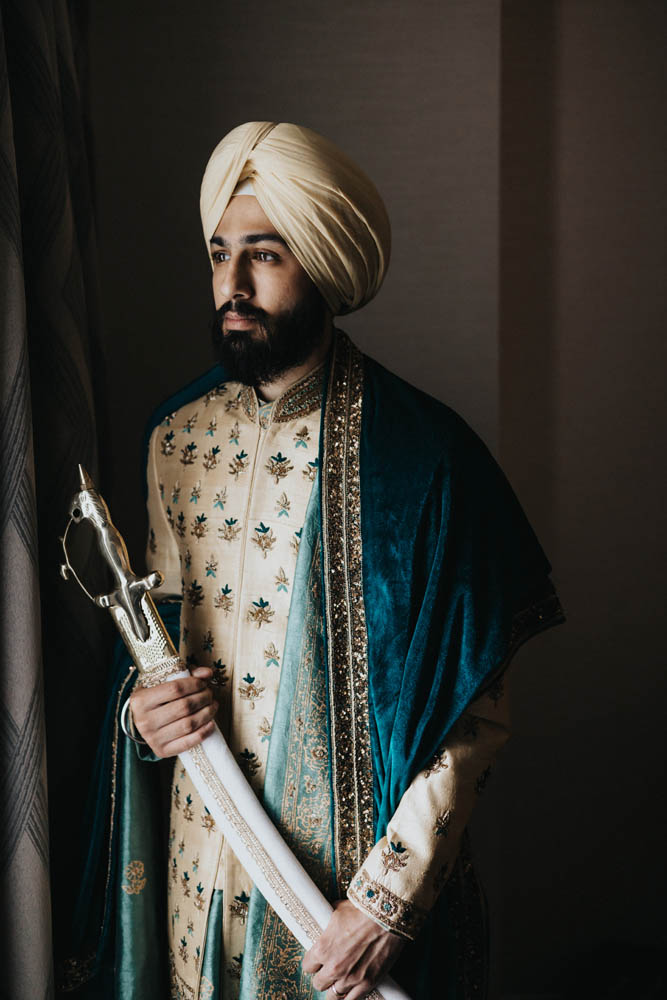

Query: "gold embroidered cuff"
<box><xmin>347</xmin><ymin>868</ymin><xmax>428</xmax><ymax>940</ymax></box>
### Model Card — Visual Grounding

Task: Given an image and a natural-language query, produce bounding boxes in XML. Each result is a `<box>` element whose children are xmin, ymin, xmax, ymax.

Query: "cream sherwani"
<box><xmin>145</xmin><ymin>365</ymin><xmax>512</xmax><ymax>1000</ymax></box>
<box><xmin>147</xmin><ymin>367</ymin><xmax>324</xmax><ymax>998</ymax></box>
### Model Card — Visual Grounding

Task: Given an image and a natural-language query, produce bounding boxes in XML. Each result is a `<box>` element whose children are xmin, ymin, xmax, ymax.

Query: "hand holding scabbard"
<box><xmin>60</xmin><ymin>466</ymin><xmax>411</xmax><ymax>1000</ymax></box>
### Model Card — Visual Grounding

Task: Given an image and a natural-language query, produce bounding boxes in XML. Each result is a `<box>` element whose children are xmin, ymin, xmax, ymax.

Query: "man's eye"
<box><xmin>255</xmin><ymin>251</ymin><xmax>278</xmax><ymax>262</ymax></box>
<box><xmin>211</xmin><ymin>251</ymin><xmax>230</xmax><ymax>264</ymax></box>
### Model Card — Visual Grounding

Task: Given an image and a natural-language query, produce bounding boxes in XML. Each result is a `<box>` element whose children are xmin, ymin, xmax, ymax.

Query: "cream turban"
<box><xmin>200</xmin><ymin>122</ymin><xmax>391</xmax><ymax>315</ymax></box>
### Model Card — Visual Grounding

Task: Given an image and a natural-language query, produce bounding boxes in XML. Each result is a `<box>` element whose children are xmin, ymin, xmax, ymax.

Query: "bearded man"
<box><xmin>61</xmin><ymin>122</ymin><xmax>563</xmax><ymax>1000</ymax></box>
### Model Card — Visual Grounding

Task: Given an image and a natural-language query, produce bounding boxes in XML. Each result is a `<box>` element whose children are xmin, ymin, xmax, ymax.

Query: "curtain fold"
<box><xmin>1</xmin><ymin>1</ymin><xmax>108</xmax><ymax>994</ymax></box>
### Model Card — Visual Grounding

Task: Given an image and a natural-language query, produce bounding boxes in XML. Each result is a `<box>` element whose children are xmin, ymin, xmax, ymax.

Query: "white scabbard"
<box><xmin>167</xmin><ymin>670</ymin><xmax>411</xmax><ymax>1000</ymax></box>
<box><xmin>62</xmin><ymin>470</ymin><xmax>411</xmax><ymax>999</ymax></box>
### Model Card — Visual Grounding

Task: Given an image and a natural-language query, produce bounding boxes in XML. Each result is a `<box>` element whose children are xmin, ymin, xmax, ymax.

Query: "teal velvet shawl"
<box><xmin>358</xmin><ymin>355</ymin><xmax>558</xmax><ymax>834</ymax></box>
<box><xmin>60</xmin><ymin>332</ymin><xmax>562</xmax><ymax>998</ymax></box>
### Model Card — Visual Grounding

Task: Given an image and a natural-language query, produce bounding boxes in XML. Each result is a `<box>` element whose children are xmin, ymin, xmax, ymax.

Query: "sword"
<box><xmin>60</xmin><ymin>466</ymin><xmax>410</xmax><ymax>1000</ymax></box>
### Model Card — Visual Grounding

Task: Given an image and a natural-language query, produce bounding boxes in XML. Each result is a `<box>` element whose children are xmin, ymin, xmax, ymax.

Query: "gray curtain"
<box><xmin>0</xmin><ymin>1</ymin><xmax>108</xmax><ymax>995</ymax></box>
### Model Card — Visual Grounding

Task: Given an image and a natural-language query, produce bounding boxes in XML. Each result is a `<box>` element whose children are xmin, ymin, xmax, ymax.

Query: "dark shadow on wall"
<box><xmin>499</xmin><ymin>0</ymin><xmax>557</xmax><ymax>544</ymax></box>
<box><xmin>494</xmin><ymin>2</ymin><xmax>560</xmax><ymax>995</ymax></box>
<box><xmin>495</xmin><ymin>2</ymin><xmax>667</xmax><ymax>997</ymax></box>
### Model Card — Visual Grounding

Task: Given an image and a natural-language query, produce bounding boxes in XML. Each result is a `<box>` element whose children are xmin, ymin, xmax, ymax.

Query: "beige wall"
<box><xmin>88</xmin><ymin>1</ymin><xmax>667</xmax><ymax>995</ymax></box>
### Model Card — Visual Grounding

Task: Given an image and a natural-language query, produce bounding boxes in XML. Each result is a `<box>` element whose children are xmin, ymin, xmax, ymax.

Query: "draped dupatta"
<box><xmin>246</xmin><ymin>331</ymin><xmax>562</xmax><ymax>998</ymax></box>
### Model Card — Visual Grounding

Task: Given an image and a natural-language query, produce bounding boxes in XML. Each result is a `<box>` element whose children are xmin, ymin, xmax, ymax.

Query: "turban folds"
<box><xmin>200</xmin><ymin>122</ymin><xmax>391</xmax><ymax>315</ymax></box>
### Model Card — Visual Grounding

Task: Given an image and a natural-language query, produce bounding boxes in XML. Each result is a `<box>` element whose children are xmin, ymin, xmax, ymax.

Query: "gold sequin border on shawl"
<box><xmin>320</xmin><ymin>331</ymin><xmax>375</xmax><ymax>895</ymax></box>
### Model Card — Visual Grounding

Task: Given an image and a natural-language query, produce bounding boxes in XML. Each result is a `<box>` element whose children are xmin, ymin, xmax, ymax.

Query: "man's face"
<box><xmin>209</xmin><ymin>196</ymin><xmax>328</xmax><ymax>386</ymax></box>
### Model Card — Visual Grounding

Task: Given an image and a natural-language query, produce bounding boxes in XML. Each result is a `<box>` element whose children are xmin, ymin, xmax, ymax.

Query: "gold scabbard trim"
<box><xmin>136</xmin><ymin>654</ymin><xmax>184</xmax><ymax>688</ymax></box>
<box><xmin>321</xmin><ymin>331</ymin><xmax>375</xmax><ymax>895</ymax></box>
<box><xmin>188</xmin><ymin>745</ymin><xmax>323</xmax><ymax>942</ymax></box>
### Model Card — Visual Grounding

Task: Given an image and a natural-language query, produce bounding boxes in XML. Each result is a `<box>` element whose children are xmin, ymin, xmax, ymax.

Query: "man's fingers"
<box><xmin>131</xmin><ymin>679</ymin><xmax>215</xmax><ymax>738</ymax></box>
<box><xmin>192</xmin><ymin>667</ymin><xmax>213</xmax><ymax>679</ymax></box>
<box><xmin>133</xmin><ymin>674</ymin><xmax>211</xmax><ymax>710</ymax></box>
<box><xmin>149</xmin><ymin>688</ymin><xmax>215</xmax><ymax>731</ymax></box>
<box><xmin>338</xmin><ymin>983</ymin><xmax>374</xmax><ymax>1000</ymax></box>
<box><xmin>302</xmin><ymin>940</ymin><xmax>324</xmax><ymax>975</ymax></box>
<box><xmin>160</xmin><ymin>719</ymin><xmax>217</xmax><ymax>757</ymax></box>
<box><xmin>312</xmin><ymin>963</ymin><xmax>346</xmax><ymax>993</ymax></box>
<box><xmin>158</xmin><ymin>701</ymin><xmax>218</xmax><ymax>745</ymax></box>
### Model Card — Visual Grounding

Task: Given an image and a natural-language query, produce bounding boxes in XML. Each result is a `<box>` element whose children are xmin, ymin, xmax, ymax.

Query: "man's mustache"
<box><xmin>216</xmin><ymin>302</ymin><xmax>267</xmax><ymax>321</ymax></box>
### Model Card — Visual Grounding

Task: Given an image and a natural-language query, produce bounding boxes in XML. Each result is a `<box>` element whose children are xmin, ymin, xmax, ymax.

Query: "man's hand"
<box><xmin>130</xmin><ymin>667</ymin><xmax>218</xmax><ymax>758</ymax></box>
<box><xmin>302</xmin><ymin>899</ymin><xmax>404</xmax><ymax>1000</ymax></box>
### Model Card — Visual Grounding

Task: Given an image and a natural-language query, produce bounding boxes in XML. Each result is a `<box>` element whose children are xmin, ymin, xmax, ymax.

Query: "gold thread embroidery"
<box><xmin>136</xmin><ymin>654</ymin><xmax>184</xmax><ymax>689</ymax></box>
<box><xmin>199</xmin><ymin>976</ymin><xmax>214</xmax><ymax>999</ymax></box>
<box><xmin>238</xmin><ymin>366</ymin><xmax>323</xmax><ymax>426</ymax></box>
<box><xmin>121</xmin><ymin>859</ymin><xmax>147</xmax><ymax>895</ymax></box>
<box><xmin>169</xmin><ymin>949</ymin><xmax>195</xmax><ymax>999</ymax></box>
<box><xmin>240</xmin><ymin>385</ymin><xmax>257</xmax><ymax>422</ymax></box>
<box><xmin>380</xmin><ymin>841</ymin><xmax>409</xmax><ymax>873</ymax></box>
<box><xmin>273</xmin><ymin>365</ymin><xmax>325</xmax><ymax>422</ymax></box>
<box><xmin>348</xmin><ymin>868</ymin><xmax>427</xmax><ymax>939</ymax></box>
<box><xmin>423</xmin><ymin>747</ymin><xmax>449</xmax><ymax>777</ymax></box>
<box><xmin>435</xmin><ymin>808</ymin><xmax>453</xmax><ymax>837</ymax></box>
<box><xmin>321</xmin><ymin>332</ymin><xmax>375</xmax><ymax>894</ymax></box>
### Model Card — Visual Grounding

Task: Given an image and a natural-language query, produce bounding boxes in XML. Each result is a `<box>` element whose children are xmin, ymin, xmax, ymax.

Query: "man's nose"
<box><xmin>219</xmin><ymin>255</ymin><xmax>253</xmax><ymax>301</ymax></box>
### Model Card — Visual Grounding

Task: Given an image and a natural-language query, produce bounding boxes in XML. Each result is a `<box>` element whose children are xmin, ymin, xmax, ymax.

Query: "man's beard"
<box><xmin>211</xmin><ymin>286</ymin><xmax>329</xmax><ymax>387</ymax></box>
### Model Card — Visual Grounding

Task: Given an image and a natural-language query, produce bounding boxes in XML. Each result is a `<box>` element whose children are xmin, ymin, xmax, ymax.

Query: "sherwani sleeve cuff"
<box><xmin>347</xmin><ymin>861</ymin><xmax>430</xmax><ymax>940</ymax></box>
<box><xmin>347</xmin><ymin>672</ymin><xmax>513</xmax><ymax>941</ymax></box>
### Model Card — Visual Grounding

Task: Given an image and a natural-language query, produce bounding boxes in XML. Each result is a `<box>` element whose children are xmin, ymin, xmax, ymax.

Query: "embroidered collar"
<box><xmin>239</xmin><ymin>363</ymin><xmax>325</xmax><ymax>425</ymax></box>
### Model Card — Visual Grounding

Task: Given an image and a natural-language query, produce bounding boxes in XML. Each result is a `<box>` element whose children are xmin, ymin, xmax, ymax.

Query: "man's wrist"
<box><xmin>345</xmin><ymin>893</ymin><xmax>404</xmax><ymax>937</ymax></box>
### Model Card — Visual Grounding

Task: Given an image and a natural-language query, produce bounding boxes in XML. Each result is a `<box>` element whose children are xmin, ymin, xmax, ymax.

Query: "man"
<box><xmin>63</xmin><ymin>122</ymin><xmax>563</xmax><ymax>1000</ymax></box>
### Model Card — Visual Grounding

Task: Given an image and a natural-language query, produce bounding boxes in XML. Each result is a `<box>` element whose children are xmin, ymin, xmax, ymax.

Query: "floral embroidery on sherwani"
<box><xmin>219</xmin><ymin>517</ymin><xmax>241</xmax><ymax>542</ymax></box>
<box><xmin>276</xmin><ymin>492</ymin><xmax>290</xmax><ymax>517</ymax></box>
<box><xmin>146</xmin><ymin>371</ymin><xmax>323</xmax><ymax>999</ymax></box>
<box><xmin>229</xmin><ymin>450</ymin><xmax>249</xmax><ymax>478</ymax></box>
<box><xmin>265</xmin><ymin>451</ymin><xmax>293</xmax><ymax>483</ymax></box>
<box><xmin>347</xmin><ymin>675</ymin><xmax>513</xmax><ymax>938</ymax></box>
<box><xmin>213</xmin><ymin>584</ymin><xmax>233</xmax><ymax>614</ymax></box>
<box><xmin>252</xmin><ymin>522</ymin><xmax>276</xmax><ymax>558</ymax></box>
<box><xmin>180</xmin><ymin>442</ymin><xmax>197</xmax><ymax>465</ymax></box>
<box><xmin>381</xmin><ymin>841</ymin><xmax>409</xmax><ymax>873</ymax></box>
<box><xmin>247</xmin><ymin>597</ymin><xmax>274</xmax><ymax>628</ymax></box>
<box><xmin>203</xmin><ymin>445</ymin><xmax>221</xmax><ymax>470</ymax></box>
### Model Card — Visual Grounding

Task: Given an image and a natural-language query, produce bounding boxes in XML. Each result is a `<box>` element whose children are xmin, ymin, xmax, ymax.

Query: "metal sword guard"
<box><xmin>60</xmin><ymin>465</ymin><xmax>165</xmax><ymax>645</ymax></box>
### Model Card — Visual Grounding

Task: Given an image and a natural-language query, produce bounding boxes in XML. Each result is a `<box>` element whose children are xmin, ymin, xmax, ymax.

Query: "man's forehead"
<box><xmin>212</xmin><ymin>195</ymin><xmax>278</xmax><ymax>240</ymax></box>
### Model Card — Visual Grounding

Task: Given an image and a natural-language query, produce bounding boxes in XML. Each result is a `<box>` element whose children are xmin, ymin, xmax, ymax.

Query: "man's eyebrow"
<box><xmin>209</xmin><ymin>233</ymin><xmax>289</xmax><ymax>248</ymax></box>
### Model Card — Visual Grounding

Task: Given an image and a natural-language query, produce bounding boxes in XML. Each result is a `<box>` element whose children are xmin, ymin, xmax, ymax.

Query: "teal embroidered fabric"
<box><xmin>59</xmin><ymin>602</ymin><xmax>180</xmax><ymax>997</ymax></box>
